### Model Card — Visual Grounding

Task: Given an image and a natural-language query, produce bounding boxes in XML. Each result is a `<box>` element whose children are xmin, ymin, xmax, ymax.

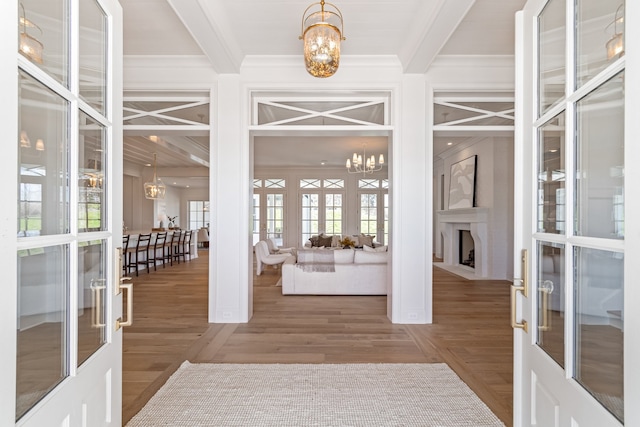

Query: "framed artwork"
<box><xmin>448</xmin><ymin>155</ymin><xmax>477</xmax><ymax>209</ymax></box>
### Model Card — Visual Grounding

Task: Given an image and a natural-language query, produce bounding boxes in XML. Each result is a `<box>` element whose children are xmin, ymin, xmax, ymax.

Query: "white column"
<box><xmin>389</xmin><ymin>75</ymin><xmax>432</xmax><ymax>323</ymax></box>
<box><xmin>209</xmin><ymin>75</ymin><xmax>252</xmax><ymax>322</ymax></box>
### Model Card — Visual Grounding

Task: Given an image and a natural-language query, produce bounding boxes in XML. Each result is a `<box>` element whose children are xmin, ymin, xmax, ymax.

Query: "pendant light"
<box><xmin>144</xmin><ymin>153</ymin><xmax>166</xmax><ymax>199</ymax></box>
<box><xmin>299</xmin><ymin>0</ymin><xmax>345</xmax><ymax>78</ymax></box>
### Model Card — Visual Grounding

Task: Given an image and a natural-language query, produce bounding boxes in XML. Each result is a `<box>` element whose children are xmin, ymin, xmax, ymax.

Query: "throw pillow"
<box><xmin>359</xmin><ymin>234</ymin><xmax>375</xmax><ymax>248</ymax></box>
<box><xmin>318</xmin><ymin>235</ymin><xmax>333</xmax><ymax>247</ymax></box>
<box><xmin>308</xmin><ymin>235</ymin><xmax>320</xmax><ymax>247</ymax></box>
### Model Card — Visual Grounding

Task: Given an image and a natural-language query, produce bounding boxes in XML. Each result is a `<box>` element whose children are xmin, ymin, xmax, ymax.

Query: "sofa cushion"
<box><xmin>333</xmin><ymin>249</ymin><xmax>355</xmax><ymax>264</ymax></box>
<box><xmin>363</xmin><ymin>244</ymin><xmax>387</xmax><ymax>252</ymax></box>
<box><xmin>354</xmin><ymin>250</ymin><xmax>388</xmax><ymax>264</ymax></box>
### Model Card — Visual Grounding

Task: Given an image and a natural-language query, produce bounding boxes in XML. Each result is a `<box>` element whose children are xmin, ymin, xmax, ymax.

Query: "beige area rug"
<box><xmin>127</xmin><ymin>362</ymin><xmax>505</xmax><ymax>427</ymax></box>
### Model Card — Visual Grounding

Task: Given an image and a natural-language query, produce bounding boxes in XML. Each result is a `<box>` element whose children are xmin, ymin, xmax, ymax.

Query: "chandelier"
<box><xmin>144</xmin><ymin>153</ymin><xmax>166</xmax><ymax>199</ymax></box>
<box><xmin>605</xmin><ymin>3</ymin><xmax>625</xmax><ymax>60</ymax></box>
<box><xmin>299</xmin><ymin>0</ymin><xmax>345</xmax><ymax>78</ymax></box>
<box><xmin>346</xmin><ymin>143</ymin><xmax>384</xmax><ymax>175</ymax></box>
<box><xmin>19</xmin><ymin>3</ymin><xmax>44</xmax><ymax>64</ymax></box>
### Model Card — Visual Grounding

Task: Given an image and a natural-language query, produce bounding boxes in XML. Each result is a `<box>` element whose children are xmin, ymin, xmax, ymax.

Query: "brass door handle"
<box><xmin>116</xmin><ymin>282</ymin><xmax>133</xmax><ymax>330</ymax></box>
<box><xmin>511</xmin><ymin>249</ymin><xmax>529</xmax><ymax>332</ymax></box>
<box><xmin>538</xmin><ymin>280</ymin><xmax>554</xmax><ymax>332</ymax></box>
<box><xmin>115</xmin><ymin>247</ymin><xmax>134</xmax><ymax>329</ymax></box>
<box><xmin>90</xmin><ymin>278</ymin><xmax>107</xmax><ymax>328</ymax></box>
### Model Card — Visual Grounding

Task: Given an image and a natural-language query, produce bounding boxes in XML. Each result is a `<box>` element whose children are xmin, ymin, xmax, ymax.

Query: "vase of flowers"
<box><xmin>339</xmin><ymin>236</ymin><xmax>355</xmax><ymax>249</ymax></box>
<box><xmin>167</xmin><ymin>215</ymin><xmax>178</xmax><ymax>229</ymax></box>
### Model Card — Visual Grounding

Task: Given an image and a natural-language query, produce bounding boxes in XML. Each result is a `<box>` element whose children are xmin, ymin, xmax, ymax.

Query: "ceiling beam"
<box><xmin>399</xmin><ymin>0</ymin><xmax>476</xmax><ymax>73</ymax></box>
<box><xmin>167</xmin><ymin>0</ymin><xmax>243</xmax><ymax>73</ymax></box>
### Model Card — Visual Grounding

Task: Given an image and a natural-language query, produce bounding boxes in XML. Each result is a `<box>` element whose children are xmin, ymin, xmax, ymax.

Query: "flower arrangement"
<box><xmin>339</xmin><ymin>236</ymin><xmax>355</xmax><ymax>248</ymax></box>
<box><xmin>167</xmin><ymin>215</ymin><xmax>178</xmax><ymax>228</ymax></box>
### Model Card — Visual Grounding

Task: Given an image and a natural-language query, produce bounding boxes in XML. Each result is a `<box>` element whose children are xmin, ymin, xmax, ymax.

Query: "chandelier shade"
<box><xmin>144</xmin><ymin>153</ymin><xmax>166</xmax><ymax>199</ymax></box>
<box><xmin>605</xmin><ymin>4</ymin><xmax>625</xmax><ymax>60</ymax></box>
<box><xmin>19</xmin><ymin>3</ymin><xmax>44</xmax><ymax>64</ymax></box>
<box><xmin>346</xmin><ymin>143</ymin><xmax>384</xmax><ymax>175</ymax></box>
<box><xmin>300</xmin><ymin>0</ymin><xmax>345</xmax><ymax>78</ymax></box>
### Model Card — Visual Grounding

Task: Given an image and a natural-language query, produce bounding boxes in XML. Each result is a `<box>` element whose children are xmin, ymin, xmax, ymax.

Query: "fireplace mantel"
<box><xmin>436</xmin><ymin>208</ymin><xmax>489</xmax><ymax>224</ymax></box>
<box><xmin>437</xmin><ymin>208</ymin><xmax>490</xmax><ymax>279</ymax></box>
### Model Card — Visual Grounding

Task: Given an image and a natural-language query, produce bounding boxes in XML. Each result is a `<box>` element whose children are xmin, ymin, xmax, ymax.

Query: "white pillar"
<box><xmin>389</xmin><ymin>75</ymin><xmax>432</xmax><ymax>323</ymax></box>
<box><xmin>209</xmin><ymin>75</ymin><xmax>252</xmax><ymax>322</ymax></box>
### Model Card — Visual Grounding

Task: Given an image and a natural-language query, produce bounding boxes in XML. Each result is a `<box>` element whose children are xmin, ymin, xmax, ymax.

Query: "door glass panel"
<box><xmin>325</xmin><ymin>194</ymin><xmax>342</xmax><ymax>235</ymax></box>
<box><xmin>79</xmin><ymin>0</ymin><xmax>107</xmax><ymax>114</ymax></box>
<box><xmin>536</xmin><ymin>242</ymin><xmax>565</xmax><ymax>367</ymax></box>
<box><xmin>16</xmin><ymin>244</ymin><xmax>70</xmax><ymax>420</ymax></box>
<box><xmin>538</xmin><ymin>0</ymin><xmax>566</xmax><ymax>115</ymax></box>
<box><xmin>576</xmin><ymin>1</ymin><xmax>625</xmax><ymax>87</ymax></box>
<box><xmin>18</xmin><ymin>0</ymin><xmax>69</xmax><ymax>87</ymax></box>
<box><xmin>301</xmin><ymin>193</ymin><xmax>319</xmax><ymax>246</ymax></box>
<box><xmin>537</xmin><ymin>113</ymin><xmax>566</xmax><ymax>234</ymax></box>
<box><xmin>574</xmin><ymin>247</ymin><xmax>624</xmax><ymax>422</ymax></box>
<box><xmin>18</xmin><ymin>71</ymin><xmax>70</xmax><ymax>237</ymax></box>
<box><xmin>267</xmin><ymin>193</ymin><xmax>285</xmax><ymax>245</ymax></box>
<box><xmin>79</xmin><ymin>111</ymin><xmax>106</xmax><ymax>232</ymax></box>
<box><xmin>575</xmin><ymin>71</ymin><xmax>625</xmax><ymax>239</ymax></box>
<box><xmin>77</xmin><ymin>240</ymin><xmax>107</xmax><ymax>366</ymax></box>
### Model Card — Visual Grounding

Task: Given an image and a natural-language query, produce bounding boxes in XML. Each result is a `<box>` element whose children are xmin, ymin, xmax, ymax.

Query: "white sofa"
<box><xmin>282</xmin><ymin>248</ymin><xmax>388</xmax><ymax>295</ymax></box>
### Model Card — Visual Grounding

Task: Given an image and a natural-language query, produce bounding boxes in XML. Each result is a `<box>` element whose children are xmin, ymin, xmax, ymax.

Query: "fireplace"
<box><xmin>459</xmin><ymin>230</ymin><xmax>474</xmax><ymax>268</ymax></box>
<box><xmin>436</xmin><ymin>208</ymin><xmax>489</xmax><ymax>278</ymax></box>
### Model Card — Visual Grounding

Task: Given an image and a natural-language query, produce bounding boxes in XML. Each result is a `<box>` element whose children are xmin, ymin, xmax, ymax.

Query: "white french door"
<box><xmin>514</xmin><ymin>0</ymin><xmax>639</xmax><ymax>426</ymax></box>
<box><xmin>1</xmin><ymin>0</ymin><xmax>124</xmax><ymax>425</ymax></box>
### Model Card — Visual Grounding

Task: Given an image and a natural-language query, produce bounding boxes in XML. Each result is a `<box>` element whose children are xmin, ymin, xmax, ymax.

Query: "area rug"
<box><xmin>126</xmin><ymin>362</ymin><xmax>505</xmax><ymax>426</ymax></box>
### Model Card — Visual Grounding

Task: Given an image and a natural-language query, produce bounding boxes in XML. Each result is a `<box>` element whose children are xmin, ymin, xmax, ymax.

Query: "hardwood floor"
<box><xmin>122</xmin><ymin>252</ymin><xmax>513</xmax><ymax>425</ymax></box>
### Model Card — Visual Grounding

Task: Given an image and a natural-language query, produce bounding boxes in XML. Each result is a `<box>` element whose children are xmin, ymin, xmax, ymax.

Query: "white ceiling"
<box><xmin>120</xmin><ymin>0</ymin><xmax>526</xmax><ymax>187</ymax></box>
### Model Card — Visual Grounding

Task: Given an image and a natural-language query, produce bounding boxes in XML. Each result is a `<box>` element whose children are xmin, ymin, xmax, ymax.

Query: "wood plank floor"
<box><xmin>123</xmin><ymin>251</ymin><xmax>513</xmax><ymax>426</ymax></box>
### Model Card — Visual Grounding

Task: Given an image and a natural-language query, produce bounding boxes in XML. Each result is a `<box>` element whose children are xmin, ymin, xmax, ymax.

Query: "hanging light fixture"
<box><xmin>299</xmin><ymin>0</ymin><xmax>345</xmax><ymax>78</ymax></box>
<box><xmin>19</xmin><ymin>130</ymin><xmax>31</xmax><ymax>148</ymax></box>
<box><xmin>606</xmin><ymin>3</ymin><xmax>625</xmax><ymax>60</ymax></box>
<box><xmin>346</xmin><ymin>143</ymin><xmax>384</xmax><ymax>175</ymax></box>
<box><xmin>19</xmin><ymin>3</ymin><xmax>44</xmax><ymax>64</ymax></box>
<box><xmin>144</xmin><ymin>153</ymin><xmax>166</xmax><ymax>199</ymax></box>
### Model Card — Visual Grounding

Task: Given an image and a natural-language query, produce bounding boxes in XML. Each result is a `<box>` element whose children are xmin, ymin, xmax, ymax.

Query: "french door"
<box><xmin>513</xmin><ymin>0</ymin><xmax>639</xmax><ymax>426</ymax></box>
<box><xmin>1</xmin><ymin>0</ymin><xmax>124</xmax><ymax>425</ymax></box>
<box><xmin>252</xmin><ymin>181</ymin><xmax>286</xmax><ymax>246</ymax></box>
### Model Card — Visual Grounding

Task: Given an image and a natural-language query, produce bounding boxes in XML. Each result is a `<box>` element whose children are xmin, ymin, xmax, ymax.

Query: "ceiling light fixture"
<box><xmin>346</xmin><ymin>143</ymin><xmax>384</xmax><ymax>175</ymax></box>
<box><xmin>144</xmin><ymin>153</ymin><xmax>166</xmax><ymax>199</ymax></box>
<box><xmin>606</xmin><ymin>3</ymin><xmax>625</xmax><ymax>60</ymax></box>
<box><xmin>19</xmin><ymin>3</ymin><xmax>44</xmax><ymax>64</ymax></box>
<box><xmin>299</xmin><ymin>0</ymin><xmax>345</xmax><ymax>78</ymax></box>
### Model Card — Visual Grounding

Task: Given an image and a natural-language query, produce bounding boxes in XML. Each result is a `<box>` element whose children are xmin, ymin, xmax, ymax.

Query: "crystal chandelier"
<box><xmin>144</xmin><ymin>153</ymin><xmax>166</xmax><ymax>199</ymax></box>
<box><xmin>299</xmin><ymin>0</ymin><xmax>345</xmax><ymax>78</ymax></box>
<box><xmin>346</xmin><ymin>143</ymin><xmax>384</xmax><ymax>175</ymax></box>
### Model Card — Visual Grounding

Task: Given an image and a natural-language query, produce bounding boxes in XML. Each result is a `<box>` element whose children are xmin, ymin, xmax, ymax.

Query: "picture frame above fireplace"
<box><xmin>448</xmin><ymin>155</ymin><xmax>477</xmax><ymax>209</ymax></box>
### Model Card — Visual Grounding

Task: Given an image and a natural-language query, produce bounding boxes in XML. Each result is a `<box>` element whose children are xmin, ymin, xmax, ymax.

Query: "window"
<box><xmin>358</xmin><ymin>179</ymin><xmax>388</xmax><ymax>245</ymax></box>
<box><xmin>300</xmin><ymin>179</ymin><xmax>345</xmax><ymax>245</ymax></box>
<box><xmin>189</xmin><ymin>201</ymin><xmax>210</xmax><ymax>230</ymax></box>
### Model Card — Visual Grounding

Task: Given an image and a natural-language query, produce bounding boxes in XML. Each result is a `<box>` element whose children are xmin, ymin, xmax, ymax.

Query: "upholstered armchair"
<box><xmin>266</xmin><ymin>238</ymin><xmax>295</xmax><ymax>254</ymax></box>
<box><xmin>254</xmin><ymin>240</ymin><xmax>292</xmax><ymax>276</ymax></box>
<box><xmin>197</xmin><ymin>227</ymin><xmax>209</xmax><ymax>248</ymax></box>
